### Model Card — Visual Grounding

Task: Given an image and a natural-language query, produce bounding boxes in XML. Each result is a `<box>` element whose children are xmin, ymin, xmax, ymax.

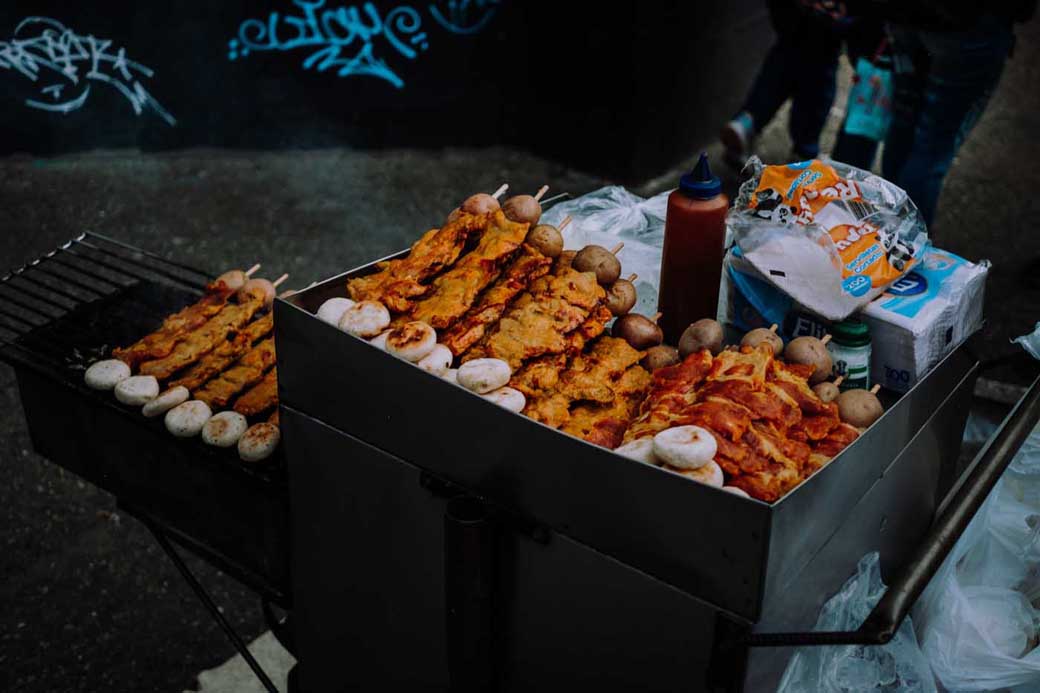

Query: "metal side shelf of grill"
<box><xmin>0</xmin><ymin>233</ymin><xmax>291</xmax><ymax>693</ymax></box>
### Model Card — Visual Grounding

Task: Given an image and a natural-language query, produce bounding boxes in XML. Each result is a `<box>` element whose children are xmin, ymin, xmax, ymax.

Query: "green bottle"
<box><xmin>828</xmin><ymin>319</ymin><xmax>871</xmax><ymax>390</ymax></box>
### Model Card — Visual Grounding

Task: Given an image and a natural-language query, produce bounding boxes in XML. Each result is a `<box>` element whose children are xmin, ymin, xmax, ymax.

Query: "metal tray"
<box><xmin>275</xmin><ymin>256</ymin><xmax>979</xmax><ymax>622</ymax></box>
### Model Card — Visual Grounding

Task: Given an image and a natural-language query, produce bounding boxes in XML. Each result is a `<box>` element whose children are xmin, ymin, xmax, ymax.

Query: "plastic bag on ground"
<box><xmin>777</xmin><ymin>553</ymin><xmax>937</xmax><ymax>693</ymax></box>
<box><xmin>541</xmin><ymin>186</ymin><xmax>667</xmax><ymax>317</ymax></box>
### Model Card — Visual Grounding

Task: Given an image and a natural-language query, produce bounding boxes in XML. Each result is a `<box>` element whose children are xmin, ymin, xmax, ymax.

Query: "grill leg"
<box><xmin>145</xmin><ymin>521</ymin><xmax>280</xmax><ymax>693</ymax></box>
<box><xmin>707</xmin><ymin>614</ymin><xmax>751</xmax><ymax>692</ymax></box>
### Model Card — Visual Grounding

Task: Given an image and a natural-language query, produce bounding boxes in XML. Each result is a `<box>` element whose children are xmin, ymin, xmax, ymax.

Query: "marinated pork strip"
<box><xmin>194</xmin><ymin>338</ymin><xmax>276</xmax><ymax>409</ymax></box>
<box><xmin>137</xmin><ymin>292</ymin><xmax>266</xmax><ymax>380</ymax></box>
<box><xmin>346</xmin><ymin>212</ymin><xmax>489</xmax><ymax>313</ymax></box>
<box><xmin>461</xmin><ymin>263</ymin><xmax>606</xmax><ymax>370</ymax></box>
<box><xmin>403</xmin><ymin>212</ymin><xmax>533</xmax><ymax>330</ymax></box>
<box><xmin>233</xmin><ymin>368</ymin><xmax>278</xmax><ymax>417</ymax></box>
<box><xmin>113</xmin><ymin>288</ymin><xmax>233</xmax><ymax>367</ymax></box>
<box><xmin>440</xmin><ymin>244</ymin><xmax>553</xmax><ymax>356</ymax></box>
<box><xmin>168</xmin><ymin>313</ymin><xmax>274</xmax><ymax>392</ymax></box>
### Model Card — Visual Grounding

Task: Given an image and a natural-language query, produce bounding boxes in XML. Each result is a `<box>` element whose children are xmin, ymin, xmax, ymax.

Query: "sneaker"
<box><xmin>721</xmin><ymin>112</ymin><xmax>754</xmax><ymax>168</ymax></box>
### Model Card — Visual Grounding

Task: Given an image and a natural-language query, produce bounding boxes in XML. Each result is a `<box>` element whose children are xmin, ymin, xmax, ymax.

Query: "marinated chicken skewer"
<box><xmin>400</xmin><ymin>211</ymin><xmax>532</xmax><ymax>330</ymax></box>
<box><xmin>113</xmin><ymin>265</ymin><xmax>263</xmax><ymax>367</ymax></box>
<box><xmin>346</xmin><ymin>212</ymin><xmax>490</xmax><ymax>312</ymax></box>
<box><xmin>461</xmin><ymin>253</ymin><xmax>607</xmax><ymax>370</ymax></box>
<box><xmin>233</xmin><ymin>367</ymin><xmax>279</xmax><ymax>417</ymax></box>
<box><xmin>137</xmin><ymin>286</ymin><xmax>269</xmax><ymax>380</ymax></box>
<box><xmin>194</xmin><ymin>338</ymin><xmax>277</xmax><ymax>409</ymax></box>
<box><xmin>168</xmin><ymin>313</ymin><xmax>274</xmax><ymax>392</ymax></box>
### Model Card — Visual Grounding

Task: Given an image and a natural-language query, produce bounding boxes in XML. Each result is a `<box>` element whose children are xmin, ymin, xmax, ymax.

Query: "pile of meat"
<box><xmin>623</xmin><ymin>344</ymin><xmax>859</xmax><ymax>502</ymax></box>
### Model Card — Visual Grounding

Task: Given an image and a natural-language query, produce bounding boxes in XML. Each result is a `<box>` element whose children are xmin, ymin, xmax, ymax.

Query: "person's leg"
<box><xmin>882</xmin><ymin>16</ymin><xmax>1014</xmax><ymax>226</ymax></box>
<box><xmin>880</xmin><ymin>26</ymin><xmax>925</xmax><ymax>185</ymax></box>
<box><xmin>787</xmin><ymin>18</ymin><xmax>843</xmax><ymax>159</ymax></box>
<box><xmin>721</xmin><ymin>0</ymin><xmax>804</xmax><ymax>163</ymax></box>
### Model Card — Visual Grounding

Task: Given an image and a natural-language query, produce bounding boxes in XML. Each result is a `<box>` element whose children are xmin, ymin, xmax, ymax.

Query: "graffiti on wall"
<box><xmin>0</xmin><ymin>16</ymin><xmax>175</xmax><ymax>125</ymax></box>
<box><xmin>229</xmin><ymin>0</ymin><xmax>500</xmax><ymax>89</ymax></box>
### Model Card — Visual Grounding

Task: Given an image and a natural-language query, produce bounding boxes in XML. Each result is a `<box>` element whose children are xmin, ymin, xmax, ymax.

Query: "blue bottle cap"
<box><xmin>679</xmin><ymin>152</ymin><xmax>722</xmax><ymax>199</ymax></box>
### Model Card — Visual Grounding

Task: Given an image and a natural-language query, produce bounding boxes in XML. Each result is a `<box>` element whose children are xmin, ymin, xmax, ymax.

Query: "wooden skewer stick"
<box><xmin>492</xmin><ymin>184</ymin><xmax>509</xmax><ymax>200</ymax></box>
<box><xmin>271</xmin><ymin>273</ymin><xmax>289</xmax><ymax>289</ymax></box>
<box><xmin>651</xmin><ymin>312</ymin><xmax>662</xmax><ymax>324</ymax></box>
<box><xmin>769</xmin><ymin>324</ymin><xmax>779</xmax><ymax>333</ymax></box>
<box><xmin>610</xmin><ymin>242</ymin><xmax>624</xmax><ymax>255</ymax></box>
<box><xmin>627</xmin><ymin>273</ymin><xmax>638</xmax><ymax>282</ymax></box>
<box><xmin>533</xmin><ymin>185</ymin><xmax>549</xmax><ymax>202</ymax></box>
<box><xmin>245</xmin><ymin>263</ymin><xmax>261</xmax><ymax>277</ymax></box>
<box><xmin>820</xmin><ymin>334</ymin><xmax>832</xmax><ymax>345</ymax></box>
<box><xmin>869</xmin><ymin>384</ymin><xmax>881</xmax><ymax>395</ymax></box>
<box><xmin>833</xmin><ymin>375</ymin><xmax>845</xmax><ymax>386</ymax></box>
<box><xmin>558</xmin><ymin>215</ymin><xmax>573</xmax><ymax>231</ymax></box>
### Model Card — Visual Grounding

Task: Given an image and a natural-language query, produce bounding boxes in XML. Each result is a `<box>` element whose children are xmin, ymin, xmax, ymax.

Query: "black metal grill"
<box><xmin>0</xmin><ymin>233</ymin><xmax>290</xmax><ymax>606</ymax></box>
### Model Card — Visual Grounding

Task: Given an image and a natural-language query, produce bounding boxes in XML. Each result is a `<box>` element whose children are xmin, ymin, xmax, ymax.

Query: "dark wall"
<box><xmin>0</xmin><ymin>1</ymin><xmax>770</xmax><ymax>181</ymax></box>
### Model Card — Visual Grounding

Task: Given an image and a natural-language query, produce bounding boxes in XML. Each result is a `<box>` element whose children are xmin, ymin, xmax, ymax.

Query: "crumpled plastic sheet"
<box><xmin>1013</xmin><ymin>322</ymin><xmax>1040</xmax><ymax>361</ymax></box>
<box><xmin>540</xmin><ymin>186</ymin><xmax>668</xmax><ymax>318</ymax></box>
<box><xmin>777</xmin><ymin>553</ymin><xmax>937</xmax><ymax>693</ymax></box>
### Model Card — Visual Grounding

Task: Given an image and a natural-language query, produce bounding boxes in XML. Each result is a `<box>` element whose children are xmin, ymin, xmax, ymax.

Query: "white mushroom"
<box><xmin>652</xmin><ymin>425</ymin><xmax>718</xmax><ymax>470</ymax></box>
<box><xmin>457</xmin><ymin>358</ymin><xmax>512</xmax><ymax>394</ymax></box>
<box><xmin>202</xmin><ymin>411</ymin><xmax>249</xmax><ymax>448</ymax></box>
<box><xmin>316</xmin><ymin>297</ymin><xmax>356</xmax><ymax>326</ymax></box>
<box><xmin>442</xmin><ymin>368</ymin><xmax>460</xmax><ymax>385</ymax></box>
<box><xmin>338</xmin><ymin>300</ymin><xmax>390</xmax><ymax>338</ymax></box>
<box><xmin>164</xmin><ymin>400</ymin><xmax>212</xmax><ymax>438</ymax></box>
<box><xmin>113</xmin><ymin>375</ymin><xmax>160</xmax><ymax>406</ymax></box>
<box><xmin>385</xmin><ymin>321</ymin><xmax>438</xmax><ymax>362</ymax></box>
<box><xmin>614</xmin><ymin>438</ymin><xmax>658</xmax><ymax>465</ymax></box>
<box><xmin>417</xmin><ymin>344</ymin><xmax>453</xmax><ymax>376</ymax></box>
<box><xmin>722</xmin><ymin>486</ymin><xmax>751</xmax><ymax>499</ymax></box>
<box><xmin>238</xmin><ymin>423</ymin><xmax>280</xmax><ymax>463</ymax></box>
<box><xmin>368</xmin><ymin>330</ymin><xmax>391</xmax><ymax>350</ymax></box>
<box><xmin>142</xmin><ymin>386</ymin><xmax>190</xmax><ymax>418</ymax></box>
<box><xmin>673</xmin><ymin>460</ymin><xmax>724</xmax><ymax>487</ymax></box>
<box><xmin>482</xmin><ymin>386</ymin><xmax>526</xmax><ymax>413</ymax></box>
<box><xmin>84</xmin><ymin>359</ymin><xmax>131</xmax><ymax>391</ymax></box>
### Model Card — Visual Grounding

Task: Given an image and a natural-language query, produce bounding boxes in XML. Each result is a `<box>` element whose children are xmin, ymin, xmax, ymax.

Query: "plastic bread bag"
<box><xmin>777</xmin><ymin>553</ymin><xmax>936</xmax><ymax>693</ymax></box>
<box><xmin>728</xmin><ymin>157</ymin><xmax>929</xmax><ymax>321</ymax></box>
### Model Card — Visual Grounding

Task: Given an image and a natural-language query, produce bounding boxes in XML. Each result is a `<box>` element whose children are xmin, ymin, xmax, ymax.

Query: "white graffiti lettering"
<box><xmin>0</xmin><ymin>17</ymin><xmax>175</xmax><ymax>125</ymax></box>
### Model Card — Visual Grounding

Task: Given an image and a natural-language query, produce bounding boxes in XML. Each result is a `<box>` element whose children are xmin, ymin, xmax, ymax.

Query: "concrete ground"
<box><xmin>1</xmin><ymin>16</ymin><xmax>1038</xmax><ymax>693</ymax></box>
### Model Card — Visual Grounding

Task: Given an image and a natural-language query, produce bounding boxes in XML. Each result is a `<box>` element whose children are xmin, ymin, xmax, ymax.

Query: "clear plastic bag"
<box><xmin>778</xmin><ymin>553</ymin><xmax>937</xmax><ymax>693</ymax></box>
<box><xmin>540</xmin><ymin>186</ymin><xmax>668</xmax><ymax>317</ymax></box>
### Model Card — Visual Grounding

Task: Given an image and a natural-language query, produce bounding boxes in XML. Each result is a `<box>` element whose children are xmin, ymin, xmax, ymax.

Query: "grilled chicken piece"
<box><xmin>169</xmin><ymin>313</ymin><xmax>274</xmax><ymax>391</ymax></box>
<box><xmin>346</xmin><ymin>212</ymin><xmax>488</xmax><ymax>313</ymax></box>
<box><xmin>113</xmin><ymin>288</ymin><xmax>233</xmax><ymax>367</ymax></box>
<box><xmin>138</xmin><ymin>292</ymin><xmax>266</xmax><ymax>380</ymax></box>
<box><xmin>402</xmin><ymin>211</ymin><xmax>532</xmax><ymax>330</ymax></box>
<box><xmin>234</xmin><ymin>368</ymin><xmax>279</xmax><ymax>417</ymax></box>
<box><xmin>194</xmin><ymin>338</ymin><xmax>276</xmax><ymax>408</ymax></box>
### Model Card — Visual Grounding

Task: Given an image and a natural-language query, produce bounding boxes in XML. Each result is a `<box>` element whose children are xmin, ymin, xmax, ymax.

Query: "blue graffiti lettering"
<box><xmin>229</xmin><ymin>0</ymin><xmax>431</xmax><ymax>89</ymax></box>
<box><xmin>0</xmin><ymin>16</ymin><xmax>175</xmax><ymax>125</ymax></box>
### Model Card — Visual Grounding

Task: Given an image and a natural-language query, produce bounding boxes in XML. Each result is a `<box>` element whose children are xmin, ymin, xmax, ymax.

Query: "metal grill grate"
<box><xmin>0</xmin><ymin>232</ymin><xmax>210</xmax><ymax>370</ymax></box>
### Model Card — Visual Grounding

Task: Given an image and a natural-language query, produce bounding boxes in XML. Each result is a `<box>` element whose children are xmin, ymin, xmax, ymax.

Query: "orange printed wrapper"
<box><xmin>750</xmin><ymin>160</ymin><xmax>915</xmax><ymax>292</ymax></box>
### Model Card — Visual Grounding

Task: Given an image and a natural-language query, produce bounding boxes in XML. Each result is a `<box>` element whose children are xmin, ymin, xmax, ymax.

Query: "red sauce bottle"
<box><xmin>657</xmin><ymin>153</ymin><xmax>729</xmax><ymax>344</ymax></box>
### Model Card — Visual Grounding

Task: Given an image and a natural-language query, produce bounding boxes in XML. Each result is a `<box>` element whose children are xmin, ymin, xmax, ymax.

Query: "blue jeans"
<box><xmin>881</xmin><ymin>15</ymin><xmax>1014</xmax><ymax>227</ymax></box>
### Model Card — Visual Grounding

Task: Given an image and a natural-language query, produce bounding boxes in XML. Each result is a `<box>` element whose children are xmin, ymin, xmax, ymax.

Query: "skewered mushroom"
<box><xmin>385</xmin><ymin>321</ymin><xmax>438</xmax><ymax>362</ymax></box>
<box><xmin>679</xmin><ymin>319</ymin><xmax>724</xmax><ymax>357</ymax></box>
<box><xmin>652</xmin><ymin>425</ymin><xmax>717</xmax><ymax>470</ymax></box>
<box><xmin>614</xmin><ymin>437</ymin><xmax>658</xmax><ymax>465</ymax></box>
<box><xmin>605</xmin><ymin>273</ymin><xmax>638</xmax><ymax>316</ymax></box>
<box><xmin>316</xmin><ymin>297</ymin><xmax>356</xmax><ymax>326</ymax></box>
<box><xmin>84</xmin><ymin>359</ymin><xmax>131</xmax><ymax>390</ymax></box>
<box><xmin>114</xmin><ymin>375</ymin><xmax>160</xmax><ymax>406</ymax></box>
<box><xmin>784</xmin><ymin>335</ymin><xmax>833</xmax><ymax>385</ymax></box>
<box><xmin>612</xmin><ymin>313</ymin><xmax>663</xmax><ymax>351</ymax></box>
<box><xmin>572</xmin><ymin>244</ymin><xmax>622</xmax><ymax>285</ymax></box>
<box><xmin>339</xmin><ymin>301</ymin><xmax>391</xmax><ymax>338</ymax></box>
<box><xmin>741</xmin><ymin>324</ymin><xmax>783</xmax><ymax>356</ymax></box>
<box><xmin>457</xmin><ymin>358</ymin><xmax>512</xmax><ymax>394</ymax></box>
<box><xmin>142</xmin><ymin>386</ymin><xmax>190</xmax><ymax>418</ymax></box>
<box><xmin>812</xmin><ymin>376</ymin><xmax>845</xmax><ymax>403</ymax></box>
<box><xmin>837</xmin><ymin>385</ymin><xmax>884</xmax><ymax>428</ymax></box>
<box><xmin>641</xmin><ymin>344</ymin><xmax>680</xmax><ymax>371</ymax></box>
<box><xmin>502</xmin><ymin>185</ymin><xmax>547</xmax><ymax>225</ymax></box>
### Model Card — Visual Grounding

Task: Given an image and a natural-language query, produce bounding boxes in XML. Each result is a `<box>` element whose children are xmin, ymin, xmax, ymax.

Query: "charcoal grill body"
<box><xmin>276</xmin><ymin>261</ymin><xmax>979</xmax><ymax>692</ymax></box>
<box><xmin>0</xmin><ymin>239</ymin><xmax>290</xmax><ymax>604</ymax></box>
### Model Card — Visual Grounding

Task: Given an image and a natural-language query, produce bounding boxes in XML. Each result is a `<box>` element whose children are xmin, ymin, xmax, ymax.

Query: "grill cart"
<box><xmin>2</xmin><ymin>232</ymin><xmax>1036</xmax><ymax>692</ymax></box>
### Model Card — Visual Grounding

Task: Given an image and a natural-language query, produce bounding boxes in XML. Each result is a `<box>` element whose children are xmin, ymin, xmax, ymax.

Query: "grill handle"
<box><xmin>746</xmin><ymin>372</ymin><xmax>1040</xmax><ymax>648</ymax></box>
